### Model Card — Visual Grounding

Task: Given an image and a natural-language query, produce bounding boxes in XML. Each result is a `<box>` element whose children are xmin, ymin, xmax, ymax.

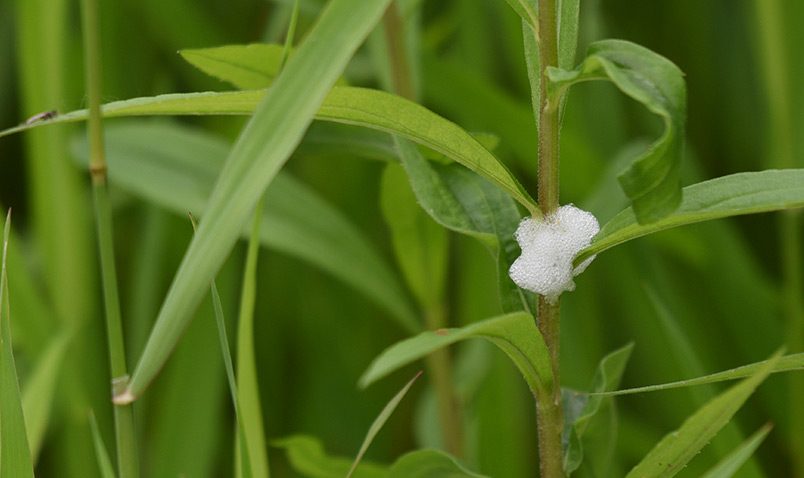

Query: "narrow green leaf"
<box><xmin>557</xmin><ymin>0</ymin><xmax>580</xmax><ymax>70</ymax></box>
<box><xmin>388</xmin><ymin>449</ymin><xmax>487</xmax><ymax>477</ymax></box>
<box><xmin>625</xmin><ymin>351</ymin><xmax>781</xmax><ymax>478</ymax></box>
<box><xmin>348</xmin><ymin>372</ymin><xmax>423</xmax><ymax>478</ymax></box>
<box><xmin>594</xmin><ymin>352</ymin><xmax>804</xmax><ymax>397</ymax></box>
<box><xmin>179</xmin><ymin>44</ymin><xmax>286</xmax><ymax>89</ymax></box>
<box><xmin>549</xmin><ymin>39</ymin><xmax>686</xmax><ymax>223</ymax></box>
<box><xmin>701</xmin><ymin>424</ymin><xmax>773</xmax><ymax>478</ymax></box>
<box><xmin>381</xmin><ymin>162</ymin><xmax>447</xmax><ymax>310</ymax></box>
<box><xmin>273</xmin><ymin>435</ymin><xmax>386</xmax><ymax>478</ymax></box>
<box><xmin>72</xmin><ymin>121</ymin><xmax>417</xmax><ymax>331</ymax></box>
<box><xmin>522</xmin><ymin>20</ymin><xmax>540</xmax><ymax>143</ymax></box>
<box><xmin>563</xmin><ymin>343</ymin><xmax>633</xmax><ymax>474</ymax></box>
<box><xmin>394</xmin><ymin>137</ymin><xmax>533</xmax><ymax>314</ymax></box>
<box><xmin>89</xmin><ymin>412</ymin><xmax>116</xmax><ymax>478</ymax></box>
<box><xmin>0</xmin><ymin>210</ymin><xmax>34</xmax><ymax>478</ymax></box>
<box><xmin>119</xmin><ymin>0</ymin><xmax>394</xmax><ymax>401</ymax></box>
<box><xmin>21</xmin><ymin>332</ymin><xmax>71</xmax><ymax>460</ymax></box>
<box><xmin>1</xmin><ymin>88</ymin><xmax>539</xmax><ymax>215</ymax></box>
<box><xmin>503</xmin><ymin>0</ymin><xmax>539</xmax><ymax>33</ymax></box>
<box><xmin>360</xmin><ymin>312</ymin><xmax>553</xmax><ymax>399</ymax></box>
<box><xmin>577</xmin><ymin>169</ymin><xmax>804</xmax><ymax>265</ymax></box>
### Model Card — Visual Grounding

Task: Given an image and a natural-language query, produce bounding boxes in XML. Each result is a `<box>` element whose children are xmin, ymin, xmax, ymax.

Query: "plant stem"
<box><xmin>536</xmin><ymin>0</ymin><xmax>565</xmax><ymax>476</ymax></box>
<box><xmin>80</xmin><ymin>0</ymin><xmax>139</xmax><ymax>475</ymax></box>
<box><xmin>383</xmin><ymin>1</ymin><xmax>463</xmax><ymax>457</ymax></box>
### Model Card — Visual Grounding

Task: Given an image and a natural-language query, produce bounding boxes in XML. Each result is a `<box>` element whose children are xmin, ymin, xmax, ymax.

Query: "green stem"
<box><xmin>536</xmin><ymin>0</ymin><xmax>565</xmax><ymax>476</ymax></box>
<box><xmin>753</xmin><ymin>1</ymin><xmax>804</xmax><ymax>473</ymax></box>
<box><xmin>80</xmin><ymin>0</ymin><xmax>139</xmax><ymax>476</ymax></box>
<box><xmin>383</xmin><ymin>1</ymin><xmax>463</xmax><ymax>457</ymax></box>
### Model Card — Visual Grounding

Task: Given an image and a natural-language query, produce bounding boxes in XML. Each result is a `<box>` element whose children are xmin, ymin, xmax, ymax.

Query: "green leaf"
<box><xmin>1</xmin><ymin>89</ymin><xmax>538</xmax><ymax>215</ymax></box>
<box><xmin>273</xmin><ymin>435</ymin><xmax>386</xmax><ymax>478</ymax></box>
<box><xmin>381</xmin><ymin>162</ymin><xmax>447</xmax><ymax>310</ymax></box>
<box><xmin>72</xmin><ymin>121</ymin><xmax>417</xmax><ymax>332</ymax></box>
<box><xmin>118</xmin><ymin>0</ymin><xmax>394</xmax><ymax>401</ymax></box>
<box><xmin>360</xmin><ymin>312</ymin><xmax>553</xmax><ymax>399</ymax></box>
<box><xmin>388</xmin><ymin>449</ymin><xmax>487</xmax><ymax>477</ymax></box>
<box><xmin>625</xmin><ymin>351</ymin><xmax>781</xmax><ymax>478</ymax></box>
<box><xmin>577</xmin><ymin>169</ymin><xmax>804</xmax><ymax>265</ymax></box>
<box><xmin>557</xmin><ymin>0</ymin><xmax>580</xmax><ymax>70</ymax></box>
<box><xmin>180</xmin><ymin>44</ymin><xmax>286</xmax><ymax>89</ymax></box>
<box><xmin>503</xmin><ymin>0</ymin><xmax>538</xmax><ymax>33</ymax></box>
<box><xmin>394</xmin><ymin>137</ymin><xmax>533</xmax><ymax>314</ymax></box>
<box><xmin>0</xmin><ymin>211</ymin><xmax>34</xmax><ymax>478</ymax></box>
<box><xmin>563</xmin><ymin>343</ymin><xmax>633</xmax><ymax>474</ymax></box>
<box><xmin>594</xmin><ymin>351</ymin><xmax>804</xmax><ymax>397</ymax></box>
<box><xmin>548</xmin><ymin>39</ymin><xmax>686</xmax><ymax>223</ymax></box>
<box><xmin>700</xmin><ymin>424</ymin><xmax>773</xmax><ymax>478</ymax></box>
<box><xmin>88</xmin><ymin>412</ymin><xmax>116</xmax><ymax>478</ymax></box>
<box><xmin>21</xmin><ymin>332</ymin><xmax>71</xmax><ymax>460</ymax></box>
<box><xmin>348</xmin><ymin>372</ymin><xmax>422</xmax><ymax>478</ymax></box>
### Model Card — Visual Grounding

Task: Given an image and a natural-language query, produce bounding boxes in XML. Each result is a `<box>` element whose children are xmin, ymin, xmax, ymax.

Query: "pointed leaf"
<box><xmin>549</xmin><ymin>39</ymin><xmax>686</xmax><ymax>223</ymax></box>
<box><xmin>0</xmin><ymin>211</ymin><xmax>34</xmax><ymax>478</ymax></box>
<box><xmin>180</xmin><ymin>44</ymin><xmax>285</xmax><ymax>89</ymax></box>
<box><xmin>701</xmin><ymin>424</ymin><xmax>772</xmax><ymax>478</ymax></box>
<box><xmin>577</xmin><ymin>169</ymin><xmax>804</xmax><ymax>265</ymax></box>
<box><xmin>360</xmin><ymin>312</ymin><xmax>553</xmax><ymax>399</ymax></box>
<box><xmin>625</xmin><ymin>351</ymin><xmax>781</xmax><ymax>477</ymax></box>
<box><xmin>0</xmin><ymin>88</ymin><xmax>538</xmax><ymax>215</ymax></box>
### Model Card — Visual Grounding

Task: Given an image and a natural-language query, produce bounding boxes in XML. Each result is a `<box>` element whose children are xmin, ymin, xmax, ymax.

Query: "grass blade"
<box><xmin>625</xmin><ymin>351</ymin><xmax>781</xmax><ymax>477</ymax></box>
<box><xmin>347</xmin><ymin>371</ymin><xmax>423</xmax><ymax>478</ymax></box>
<box><xmin>701</xmin><ymin>424</ymin><xmax>773</xmax><ymax>478</ymax></box>
<box><xmin>89</xmin><ymin>412</ymin><xmax>116</xmax><ymax>478</ymax></box>
<box><xmin>1</xmin><ymin>87</ymin><xmax>539</xmax><ymax>215</ymax></box>
<box><xmin>0</xmin><ymin>210</ymin><xmax>34</xmax><ymax>478</ymax></box>
<box><xmin>577</xmin><ymin>169</ymin><xmax>804</xmax><ymax>265</ymax></box>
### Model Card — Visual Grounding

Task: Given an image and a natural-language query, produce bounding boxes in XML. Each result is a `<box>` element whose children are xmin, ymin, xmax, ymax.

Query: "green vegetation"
<box><xmin>0</xmin><ymin>0</ymin><xmax>802</xmax><ymax>476</ymax></box>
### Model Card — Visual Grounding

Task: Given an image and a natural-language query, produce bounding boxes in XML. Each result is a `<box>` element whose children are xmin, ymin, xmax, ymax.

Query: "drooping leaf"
<box><xmin>388</xmin><ymin>449</ymin><xmax>487</xmax><ymax>477</ymax></box>
<box><xmin>381</xmin><ymin>162</ymin><xmax>447</xmax><ymax>310</ymax></box>
<box><xmin>274</xmin><ymin>435</ymin><xmax>386</xmax><ymax>478</ymax></box>
<box><xmin>348</xmin><ymin>372</ymin><xmax>422</xmax><ymax>478</ymax></box>
<box><xmin>360</xmin><ymin>312</ymin><xmax>553</xmax><ymax>399</ymax></box>
<box><xmin>625</xmin><ymin>351</ymin><xmax>780</xmax><ymax>477</ymax></box>
<box><xmin>576</xmin><ymin>169</ymin><xmax>804</xmax><ymax>265</ymax></box>
<box><xmin>0</xmin><ymin>88</ymin><xmax>538</xmax><ymax>215</ymax></box>
<box><xmin>71</xmin><ymin>121</ymin><xmax>418</xmax><ymax>333</ymax></box>
<box><xmin>548</xmin><ymin>39</ymin><xmax>686</xmax><ymax>223</ymax></box>
<box><xmin>563</xmin><ymin>343</ymin><xmax>633</xmax><ymax>474</ymax></box>
<box><xmin>700</xmin><ymin>424</ymin><xmax>773</xmax><ymax>478</ymax></box>
<box><xmin>0</xmin><ymin>211</ymin><xmax>34</xmax><ymax>478</ymax></box>
<box><xmin>394</xmin><ymin>137</ymin><xmax>533</xmax><ymax>313</ymax></box>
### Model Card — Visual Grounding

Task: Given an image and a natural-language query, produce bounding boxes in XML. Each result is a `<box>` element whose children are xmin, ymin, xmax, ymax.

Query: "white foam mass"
<box><xmin>508</xmin><ymin>205</ymin><xmax>600</xmax><ymax>303</ymax></box>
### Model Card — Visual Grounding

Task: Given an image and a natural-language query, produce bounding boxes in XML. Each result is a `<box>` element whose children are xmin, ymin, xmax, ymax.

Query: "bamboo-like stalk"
<box><xmin>535</xmin><ymin>0</ymin><xmax>566</xmax><ymax>475</ymax></box>
<box><xmin>80</xmin><ymin>0</ymin><xmax>139</xmax><ymax>475</ymax></box>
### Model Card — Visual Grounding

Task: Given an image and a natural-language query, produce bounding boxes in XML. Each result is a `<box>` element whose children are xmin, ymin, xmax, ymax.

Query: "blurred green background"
<box><xmin>0</xmin><ymin>0</ymin><xmax>802</xmax><ymax>476</ymax></box>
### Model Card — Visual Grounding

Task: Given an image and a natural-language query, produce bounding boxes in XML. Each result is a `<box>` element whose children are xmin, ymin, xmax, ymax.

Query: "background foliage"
<box><xmin>0</xmin><ymin>0</ymin><xmax>802</xmax><ymax>476</ymax></box>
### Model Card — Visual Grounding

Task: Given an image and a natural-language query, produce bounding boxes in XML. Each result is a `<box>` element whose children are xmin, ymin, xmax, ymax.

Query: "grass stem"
<box><xmin>80</xmin><ymin>0</ymin><xmax>139</xmax><ymax>475</ymax></box>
